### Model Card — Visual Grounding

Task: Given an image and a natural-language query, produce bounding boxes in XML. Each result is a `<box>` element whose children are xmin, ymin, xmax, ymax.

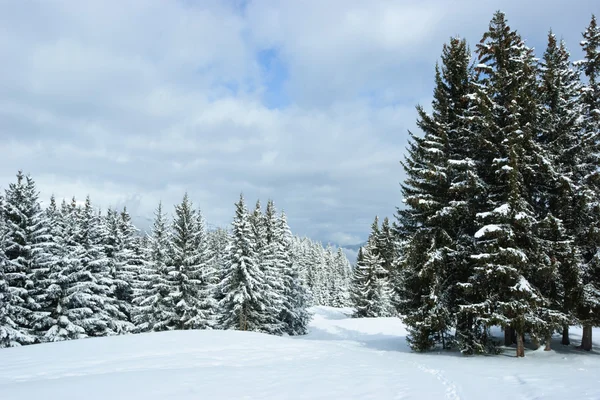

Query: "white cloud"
<box><xmin>0</xmin><ymin>0</ymin><xmax>595</xmax><ymax>244</ymax></box>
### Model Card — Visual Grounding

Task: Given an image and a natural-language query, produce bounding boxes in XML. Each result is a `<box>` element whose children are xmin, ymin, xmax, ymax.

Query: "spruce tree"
<box><xmin>260</xmin><ymin>200</ymin><xmax>285</xmax><ymax>334</ymax></box>
<box><xmin>278</xmin><ymin>211</ymin><xmax>311</xmax><ymax>335</ymax></box>
<box><xmin>133</xmin><ymin>202</ymin><xmax>176</xmax><ymax>332</ymax></box>
<box><xmin>350</xmin><ymin>240</ymin><xmax>393</xmax><ymax>318</ymax></box>
<box><xmin>192</xmin><ymin>208</ymin><xmax>218</xmax><ymax>329</ymax></box>
<box><xmin>536</xmin><ymin>32</ymin><xmax>585</xmax><ymax>348</ymax></box>
<box><xmin>1</xmin><ymin>171</ymin><xmax>48</xmax><ymax>344</ymax></box>
<box><xmin>35</xmin><ymin>196</ymin><xmax>88</xmax><ymax>341</ymax></box>
<box><xmin>71</xmin><ymin>198</ymin><xmax>121</xmax><ymax>336</ymax></box>
<box><xmin>169</xmin><ymin>193</ymin><xmax>204</xmax><ymax>330</ymax></box>
<box><xmin>463</xmin><ymin>11</ymin><xmax>546</xmax><ymax>357</ymax></box>
<box><xmin>0</xmin><ymin>197</ymin><xmax>32</xmax><ymax>347</ymax></box>
<box><xmin>219</xmin><ymin>194</ymin><xmax>271</xmax><ymax>332</ymax></box>
<box><xmin>396</xmin><ymin>37</ymin><xmax>475</xmax><ymax>352</ymax></box>
<box><xmin>574</xmin><ymin>14</ymin><xmax>600</xmax><ymax>351</ymax></box>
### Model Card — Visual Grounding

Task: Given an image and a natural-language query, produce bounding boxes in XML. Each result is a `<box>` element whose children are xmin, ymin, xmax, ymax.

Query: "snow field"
<box><xmin>0</xmin><ymin>307</ymin><xmax>599</xmax><ymax>400</ymax></box>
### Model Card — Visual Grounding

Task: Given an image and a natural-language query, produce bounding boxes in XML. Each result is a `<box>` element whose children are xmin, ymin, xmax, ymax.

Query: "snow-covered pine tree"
<box><xmin>330</xmin><ymin>247</ymin><xmax>351</xmax><ymax>307</ymax></box>
<box><xmin>208</xmin><ymin>227</ymin><xmax>230</xmax><ymax>304</ymax></box>
<box><xmin>396</xmin><ymin>37</ymin><xmax>475</xmax><ymax>352</ymax></box>
<box><xmin>169</xmin><ymin>193</ymin><xmax>204</xmax><ymax>330</ymax></box>
<box><xmin>35</xmin><ymin>196</ymin><xmax>88</xmax><ymax>341</ymax></box>
<box><xmin>278</xmin><ymin>211</ymin><xmax>311</xmax><ymax>335</ymax></box>
<box><xmin>100</xmin><ymin>206</ymin><xmax>134</xmax><ymax>334</ymax></box>
<box><xmin>219</xmin><ymin>194</ymin><xmax>272</xmax><ymax>332</ymax></box>
<box><xmin>574</xmin><ymin>14</ymin><xmax>600</xmax><ymax>351</ymax></box>
<box><xmin>464</xmin><ymin>12</ymin><xmax>546</xmax><ymax>357</ymax></box>
<box><xmin>350</xmin><ymin>239</ymin><xmax>393</xmax><ymax>319</ymax></box>
<box><xmin>71</xmin><ymin>198</ymin><xmax>121</xmax><ymax>336</ymax></box>
<box><xmin>536</xmin><ymin>32</ymin><xmax>585</xmax><ymax>348</ymax></box>
<box><xmin>259</xmin><ymin>199</ymin><xmax>285</xmax><ymax>335</ymax></box>
<box><xmin>377</xmin><ymin>217</ymin><xmax>396</xmax><ymax>275</ymax></box>
<box><xmin>192</xmin><ymin>208</ymin><xmax>218</xmax><ymax>329</ymax></box>
<box><xmin>1</xmin><ymin>171</ymin><xmax>49</xmax><ymax>345</ymax></box>
<box><xmin>133</xmin><ymin>202</ymin><xmax>176</xmax><ymax>332</ymax></box>
<box><xmin>0</xmin><ymin>196</ymin><xmax>32</xmax><ymax>347</ymax></box>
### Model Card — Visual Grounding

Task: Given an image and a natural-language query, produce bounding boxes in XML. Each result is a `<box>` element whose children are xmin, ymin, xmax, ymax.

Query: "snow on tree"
<box><xmin>395</xmin><ymin>36</ymin><xmax>476</xmax><ymax>352</ymax></box>
<box><xmin>192</xmin><ymin>208</ymin><xmax>218</xmax><ymax>329</ymax></box>
<box><xmin>278</xmin><ymin>211</ymin><xmax>311</xmax><ymax>335</ymax></box>
<box><xmin>209</xmin><ymin>227</ymin><xmax>230</xmax><ymax>304</ymax></box>
<box><xmin>574</xmin><ymin>14</ymin><xmax>600</xmax><ymax>351</ymax></box>
<box><xmin>133</xmin><ymin>202</ymin><xmax>176</xmax><ymax>332</ymax></box>
<box><xmin>0</xmin><ymin>196</ymin><xmax>33</xmax><ymax>347</ymax></box>
<box><xmin>70</xmin><ymin>198</ymin><xmax>122</xmax><ymax>337</ymax></box>
<box><xmin>219</xmin><ymin>194</ymin><xmax>272</xmax><ymax>332</ymax></box>
<box><xmin>350</xmin><ymin>239</ymin><xmax>394</xmax><ymax>319</ymax></box>
<box><xmin>536</xmin><ymin>32</ymin><xmax>585</xmax><ymax>348</ymax></box>
<box><xmin>169</xmin><ymin>193</ymin><xmax>205</xmax><ymax>330</ymax></box>
<box><xmin>1</xmin><ymin>171</ymin><xmax>49</xmax><ymax>345</ymax></box>
<box><xmin>259</xmin><ymin>200</ymin><xmax>286</xmax><ymax>335</ymax></box>
<box><xmin>463</xmin><ymin>12</ymin><xmax>547</xmax><ymax>357</ymax></box>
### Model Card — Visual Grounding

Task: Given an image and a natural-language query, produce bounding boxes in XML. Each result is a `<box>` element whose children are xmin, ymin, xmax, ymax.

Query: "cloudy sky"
<box><xmin>0</xmin><ymin>0</ymin><xmax>596</xmax><ymax>245</ymax></box>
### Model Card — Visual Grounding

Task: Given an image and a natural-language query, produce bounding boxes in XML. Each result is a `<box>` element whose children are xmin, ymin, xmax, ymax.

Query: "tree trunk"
<box><xmin>579</xmin><ymin>325</ymin><xmax>592</xmax><ymax>351</ymax></box>
<box><xmin>561</xmin><ymin>325</ymin><xmax>570</xmax><ymax>346</ymax></box>
<box><xmin>544</xmin><ymin>334</ymin><xmax>552</xmax><ymax>351</ymax></box>
<box><xmin>516</xmin><ymin>331</ymin><xmax>525</xmax><ymax>357</ymax></box>
<box><xmin>504</xmin><ymin>326</ymin><xmax>513</xmax><ymax>346</ymax></box>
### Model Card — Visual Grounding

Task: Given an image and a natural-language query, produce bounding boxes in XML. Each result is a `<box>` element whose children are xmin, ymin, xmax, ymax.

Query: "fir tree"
<box><xmin>278</xmin><ymin>211</ymin><xmax>311</xmax><ymax>335</ymax></box>
<box><xmin>1</xmin><ymin>171</ymin><xmax>48</xmax><ymax>344</ymax></box>
<box><xmin>192</xmin><ymin>208</ymin><xmax>218</xmax><ymax>329</ymax></box>
<box><xmin>350</xmin><ymin>240</ymin><xmax>393</xmax><ymax>319</ymax></box>
<box><xmin>536</xmin><ymin>32</ymin><xmax>585</xmax><ymax>348</ymax></box>
<box><xmin>219</xmin><ymin>194</ymin><xmax>271</xmax><ymax>332</ymax></box>
<box><xmin>133</xmin><ymin>202</ymin><xmax>176</xmax><ymax>332</ymax></box>
<box><xmin>169</xmin><ymin>193</ymin><xmax>204</xmax><ymax>330</ymax></box>
<box><xmin>396</xmin><ymin>37</ymin><xmax>475</xmax><ymax>352</ymax></box>
<box><xmin>0</xmin><ymin>198</ymin><xmax>32</xmax><ymax>347</ymax></box>
<box><xmin>464</xmin><ymin>11</ymin><xmax>546</xmax><ymax>357</ymax></box>
<box><xmin>35</xmin><ymin>196</ymin><xmax>87</xmax><ymax>342</ymax></box>
<box><xmin>574</xmin><ymin>14</ymin><xmax>600</xmax><ymax>351</ymax></box>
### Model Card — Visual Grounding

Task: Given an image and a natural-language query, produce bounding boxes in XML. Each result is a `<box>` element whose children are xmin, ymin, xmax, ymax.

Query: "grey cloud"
<box><xmin>0</xmin><ymin>0</ymin><xmax>595</xmax><ymax>245</ymax></box>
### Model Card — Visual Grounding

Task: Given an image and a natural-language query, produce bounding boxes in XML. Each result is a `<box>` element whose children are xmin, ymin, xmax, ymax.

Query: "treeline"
<box><xmin>0</xmin><ymin>171</ymin><xmax>351</xmax><ymax>347</ymax></box>
<box><xmin>392</xmin><ymin>12</ymin><xmax>600</xmax><ymax>357</ymax></box>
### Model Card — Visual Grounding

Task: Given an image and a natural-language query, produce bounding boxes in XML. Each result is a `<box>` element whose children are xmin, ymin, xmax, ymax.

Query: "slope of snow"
<box><xmin>0</xmin><ymin>307</ymin><xmax>599</xmax><ymax>399</ymax></box>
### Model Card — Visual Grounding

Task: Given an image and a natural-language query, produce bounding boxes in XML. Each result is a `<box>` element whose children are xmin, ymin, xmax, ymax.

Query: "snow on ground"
<box><xmin>1</xmin><ymin>307</ymin><xmax>599</xmax><ymax>400</ymax></box>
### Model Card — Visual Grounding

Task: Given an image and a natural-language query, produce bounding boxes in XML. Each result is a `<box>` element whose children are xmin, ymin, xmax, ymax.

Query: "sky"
<box><xmin>0</xmin><ymin>0</ymin><xmax>596</xmax><ymax>246</ymax></box>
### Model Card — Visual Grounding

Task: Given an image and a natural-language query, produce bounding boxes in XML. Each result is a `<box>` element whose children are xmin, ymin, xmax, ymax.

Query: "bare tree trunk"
<box><xmin>544</xmin><ymin>334</ymin><xmax>552</xmax><ymax>351</ymax></box>
<box><xmin>561</xmin><ymin>325</ymin><xmax>570</xmax><ymax>346</ymax></box>
<box><xmin>579</xmin><ymin>325</ymin><xmax>592</xmax><ymax>351</ymax></box>
<box><xmin>516</xmin><ymin>331</ymin><xmax>525</xmax><ymax>357</ymax></box>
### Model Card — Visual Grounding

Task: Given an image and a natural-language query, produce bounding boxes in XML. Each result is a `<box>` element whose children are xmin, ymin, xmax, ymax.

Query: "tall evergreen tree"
<box><xmin>35</xmin><ymin>196</ymin><xmax>87</xmax><ymax>341</ymax></box>
<box><xmin>574</xmin><ymin>14</ymin><xmax>600</xmax><ymax>351</ymax></box>
<box><xmin>169</xmin><ymin>193</ymin><xmax>205</xmax><ymax>330</ymax></box>
<box><xmin>219</xmin><ymin>194</ymin><xmax>271</xmax><ymax>332</ymax></box>
<box><xmin>462</xmin><ymin>11</ymin><xmax>546</xmax><ymax>357</ymax></box>
<box><xmin>350</xmin><ymin>240</ymin><xmax>393</xmax><ymax>319</ymax></box>
<box><xmin>1</xmin><ymin>171</ymin><xmax>48</xmax><ymax>344</ymax></box>
<box><xmin>278</xmin><ymin>211</ymin><xmax>311</xmax><ymax>335</ymax></box>
<box><xmin>396</xmin><ymin>37</ymin><xmax>476</xmax><ymax>352</ymax></box>
<box><xmin>0</xmin><ymin>197</ymin><xmax>32</xmax><ymax>347</ymax></box>
<box><xmin>536</xmin><ymin>32</ymin><xmax>585</xmax><ymax>348</ymax></box>
<box><xmin>133</xmin><ymin>202</ymin><xmax>176</xmax><ymax>332</ymax></box>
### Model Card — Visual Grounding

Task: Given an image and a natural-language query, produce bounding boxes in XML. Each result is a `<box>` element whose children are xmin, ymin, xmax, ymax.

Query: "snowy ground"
<box><xmin>1</xmin><ymin>308</ymin><xmax>599</xmax><ymax>400</ymax></box>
